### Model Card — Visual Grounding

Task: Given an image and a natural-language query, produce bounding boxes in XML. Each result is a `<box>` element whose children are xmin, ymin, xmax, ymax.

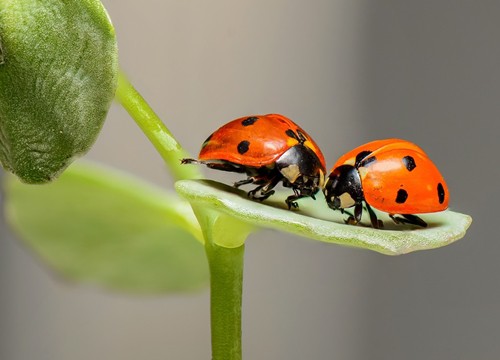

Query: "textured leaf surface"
<box><xmin>4</xmin><ymin>162</ymin><xmax>208</xmax><ymax>293</ymax></box>
<box><xmin>176</xmin><ymin>179</ymin><xmax>472</xmax><ymax>255</ymax></box>
<box><xmin>0</xmin><ymin>0</ymin><xmax>118</xmax><ymax>183</ymax></box>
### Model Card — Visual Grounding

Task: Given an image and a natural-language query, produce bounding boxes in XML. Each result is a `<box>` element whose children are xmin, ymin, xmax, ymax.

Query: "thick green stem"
<box><xmin>115</xmin><ymin>71</ymin><xmax>201</xmax><ymax>181</ymax></box>
<box><xmin>206</xmin><ymin>242</ymin><xmax>244</xmax><ymax>360</ymax></box>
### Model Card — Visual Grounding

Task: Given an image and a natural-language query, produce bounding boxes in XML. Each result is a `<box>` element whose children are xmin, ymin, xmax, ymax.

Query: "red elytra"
<box><xmin>323</xmin><ymin>139</ymin><xmax>449</xmax><ymax>228</ymax></box>
<box><xmin>182</xmin><ymin>114</ymin><xmax>326</xmax><ymax>209</ymax></box>
<box><xmin>198</xmin><ymin>114</ymin><xmax>325</xmax><ymax>167</ymax></box>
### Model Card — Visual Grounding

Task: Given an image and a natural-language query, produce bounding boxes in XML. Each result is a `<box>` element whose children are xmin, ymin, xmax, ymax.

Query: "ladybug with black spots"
<box><xmin>182</xmin><ymin>114</ymin><xmax>326</xmax><ymax>209</ymax></box>
<box><xmin>323</xmin><ymin>139</ymin><xmax>449</xmax><ymax>228</ymax></box>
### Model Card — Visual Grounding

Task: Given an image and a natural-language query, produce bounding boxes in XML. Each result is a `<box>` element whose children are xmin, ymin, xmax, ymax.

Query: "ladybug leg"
<box><xmin>247</xmin><ymin>176</ymin><xmax>280</xmax><ymax>202</ymax></box>
<box><xmin>285</xmin><ymin>183</ymin><xmax>320</xmax><ymax>209</ymax></box>
<box><xmin>341</xmin><ymin>208</ymin><xmax>354</xmax><ymax>218</ymax></box>
<box><xmin>365</xmin><ymin>202</ymin><xmax>383</xmax><ymax>229</ymax></box>
<box><xmin>354</xmin><ymin>202</ymin><xmax>363</xmax><ymax>224</ymax></box>
<box><xmin>390</xmin><ymin>214</ymin><xmax>428</xmax><ymax>228</ymax></box>
<box><xmin>403</xmin><ymin>214</ymin><xmax>427</xmax><ymax>227</ymax></box>
<box><xmin>344</xmin><ymin>215</ymin><xmax>357</xmax><ymax>226</ymax></box>
<box><xmin>234</xmin><ymin>178</ymin><xmax>254</xmax><ymax>188</ymax></box>
<box><xmin>343</xmin><ymin>202</ymin><xmax>363</xmax><ymax>225</ymax></box>
<box><xmin>285</xmin><ymin>189</ymin><xmax>305</xmax><ymax>209</ymax></box>
<box><xmin>247</xmin><ymin>185</ymin><xmax>274</xmax><ymax>201</ymax></box>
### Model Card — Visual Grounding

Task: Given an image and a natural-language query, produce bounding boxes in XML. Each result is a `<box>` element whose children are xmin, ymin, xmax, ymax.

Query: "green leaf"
<box><xmin>175</xmin><ymin>179</ymin><xmax>472</xmax><ymax>255</ymax></box>
<box><xmin>0</xmin><ymin>0</ymin><xmax>118</xmax><ymax>183</ymax></box>
<box><xmin>4</xmin><ymin>162</ymin><xmax>208</xmax><ymax>294</ymax></box>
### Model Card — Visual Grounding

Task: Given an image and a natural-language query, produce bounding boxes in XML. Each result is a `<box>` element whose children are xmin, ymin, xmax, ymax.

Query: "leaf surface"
<box><xmin>176</xmin><ymin>179</ymin><xmax>472</xmax><ymax>255</ymax></box>
<box><xmin>4</xmin><ymin>162</ymin><xmax>208</xmax><ymax>293</ymax></box>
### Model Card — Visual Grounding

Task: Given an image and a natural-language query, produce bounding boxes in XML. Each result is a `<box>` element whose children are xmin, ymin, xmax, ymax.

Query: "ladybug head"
<box><xmin>323</xmin><ymin>164</ymin><xmax>363</xmax><ymax>210</ymax></box>
<box><xmin>275</xmin><ymin>144</ymin><xmax>325</xmax><ymax>196</ymax></box>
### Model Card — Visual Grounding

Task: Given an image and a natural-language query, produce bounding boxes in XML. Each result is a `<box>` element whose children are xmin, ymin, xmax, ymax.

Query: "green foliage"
<box><xmin>0</xmin><ymin>1</ymin><xmax>474</xmax><ymax>358</ymax></box>
<box><xmin>0</xmin><ymin>0</ymin><xmax>118</xmax><ymax>183</ymax></box>
<box><xmin>4</xmin><ymin>162</ymin><xmax>208</xmax><ymax>293</ymax></box>
<box><xmin>176</xmin><ymin>179</ymin><xmax>472</xmax><ymax>255</ymax></box>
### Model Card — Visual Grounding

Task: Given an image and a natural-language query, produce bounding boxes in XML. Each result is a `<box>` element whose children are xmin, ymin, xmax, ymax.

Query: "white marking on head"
<box><xmin>338</xmin><ymin>192</ymin><xmax>355</xmax><ymax>208</ymax></box>
<box><xmin>280</xmin><ymin>164</ymin><xmax>301</xmax><ymax>183</ymax></box>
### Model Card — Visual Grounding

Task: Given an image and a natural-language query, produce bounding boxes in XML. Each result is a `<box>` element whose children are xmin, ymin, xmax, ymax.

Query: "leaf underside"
<box><xmin>176</xmin><ymin>179</ymin><xmax>472</xmax><ymax>255</ymax></box>
<box><xmin>4</xmin><ymin>162</ymin><xmax>208</xmax><ymax>294</ymax></box>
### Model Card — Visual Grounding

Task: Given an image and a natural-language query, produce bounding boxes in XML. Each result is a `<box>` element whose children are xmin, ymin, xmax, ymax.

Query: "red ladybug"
<box><xmin>182</xmin><ymin>114</ymin><xmax>326</xmax><ymax>208</ymax></box>
<box><xmin>323</xmin><ymin>139</ymin><xmax>449</xmax><ymax>228</ymax></box>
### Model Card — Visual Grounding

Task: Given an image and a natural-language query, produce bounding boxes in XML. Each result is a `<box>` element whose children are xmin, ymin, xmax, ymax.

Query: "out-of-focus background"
<box><xmin>0</xmin><ymin>1</ymin><xmax>498</xmax><ymax>359</ymax></box>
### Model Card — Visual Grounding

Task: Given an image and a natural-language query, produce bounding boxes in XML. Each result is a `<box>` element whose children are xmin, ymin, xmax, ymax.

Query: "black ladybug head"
<box><xmin>323</xmin><ymin>164</ymin><xmax>363</xmax><ymax>210</ymax></box>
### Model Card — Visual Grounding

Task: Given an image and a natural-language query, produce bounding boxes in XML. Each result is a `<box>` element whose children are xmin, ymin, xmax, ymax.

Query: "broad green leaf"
<box><xmin>0</xmin><ymin>0</ymin><xmax>118</xmax><ymax>183</ymax></box>
<box><xmin>175</xmin><ymin>179</ymin><xmax>472</xmax><ymax>255</ymax></box>
<box><xmin>4</xmin><ymin>162</ymin><xmax>208</xmax><ymax>293</ymax></box>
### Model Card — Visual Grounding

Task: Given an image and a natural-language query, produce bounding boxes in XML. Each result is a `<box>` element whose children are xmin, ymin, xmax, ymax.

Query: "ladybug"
<box><xmin>323</xmin><ymin>139</ymin><xmax>449</xmax><ymax>228</ymax></box>
<box><xmin>181</xmin><ymin>114</ymin><xmax>326</xmax><ymax>208</ymax></box>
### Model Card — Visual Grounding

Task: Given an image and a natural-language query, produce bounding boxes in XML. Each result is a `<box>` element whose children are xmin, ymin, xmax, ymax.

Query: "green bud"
<box><xmin>0</xmin><ymin>0</ymin><xmax>118</xmax><ymax>183</ymax></box>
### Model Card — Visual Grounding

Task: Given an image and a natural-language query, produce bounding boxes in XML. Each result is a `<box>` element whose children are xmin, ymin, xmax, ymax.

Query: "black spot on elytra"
<box><xmin>285</xmin><ymin>129</ymin><xmax>306</xmax><ymax>144</ymax></box>
<box><xmin>242</xmin><ymin>117</ymin><xmax>258</xmax><ymax>126</ymax></box>
<box><xmin>395</xmin><ymin>188</ymin><xmax>408</xmax><ymax>204</ymax></box>
<box><xmin>285</xmin><ymin>129</ymin><xmax>297</xmax><ymax>139</ymax></box>
<box><xmin>402</xmin><ymin>155</ymin><xmax>416</xmax><ymax>171</ymax></box>
<box><xmin>437</xmin><ymin>182</ymin><xmax>445</xmax><ymax>204</ymax></box>
<box><xmin>355</xmin><ymin>151</ymin><xmax>372</xmax><ymax>167</ymax></box>
<box><xmin>237</xmin><ymin>140</ymin><xmax>250</xmax><ymax>154</ymax></box>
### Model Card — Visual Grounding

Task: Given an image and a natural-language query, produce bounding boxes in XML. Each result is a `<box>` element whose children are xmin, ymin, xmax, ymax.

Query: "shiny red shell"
<box><xmin>198</xmin><ymin>113</ymin><xmax>326</xmax><ymax>169</ymax></box>
<box><xmin>331</xmin><ymin>139</ymin><xmax>449</xmax><ymax>214</ymax></box>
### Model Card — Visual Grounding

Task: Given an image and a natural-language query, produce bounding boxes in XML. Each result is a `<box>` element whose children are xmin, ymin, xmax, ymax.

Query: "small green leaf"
<box><xmin>0</xmin><ymin>0</ymin><xmax>118</xmax><ymax>183</ymax></box>
<box><xmin>175</xmin><ymin>179</ymin><xmax>472</xmax><ymax>255</ymax></box>
<box><xmin>4</xmin><ymin>162</ymin><xmax>208</xmax><ymax>294</ymax></box>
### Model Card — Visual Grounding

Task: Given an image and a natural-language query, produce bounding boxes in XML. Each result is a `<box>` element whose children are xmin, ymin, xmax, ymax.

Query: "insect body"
<box><xmin>323</xmin><ymin>139</ymin><xmax>449</xmax><ymax>228</ymax></box>
<box><xmin>182</xmin><ymin>114</ymin><xmax>326</xmax><ymax>208</ymax></box>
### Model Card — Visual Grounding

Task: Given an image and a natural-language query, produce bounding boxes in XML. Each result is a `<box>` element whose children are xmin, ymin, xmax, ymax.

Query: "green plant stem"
<box><xmin>115</xmin><ymin>71</ymin><xmax>201</xmax><ymax>181</ymax></box>
<box><xmin>205</xmin><ymin>242</ymin><xmax>244</xmax><ymax>360</ymax></box>
<box><xmin>117</xmin><ymin>71</ymin><xmax>245</xmax><ymax>359</ymax></box>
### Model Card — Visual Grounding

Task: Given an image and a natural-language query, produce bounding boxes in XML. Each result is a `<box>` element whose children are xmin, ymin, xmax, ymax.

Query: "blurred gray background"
<box><xmin>0</xmin><ymin>1</ymin><xmax>498</xmax><ymax>359</ymax></box>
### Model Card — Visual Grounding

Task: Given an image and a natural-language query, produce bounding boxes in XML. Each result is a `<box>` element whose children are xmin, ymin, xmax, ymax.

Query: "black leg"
<box><xmin>247</xmin><ymin>176</ymin><xmax>280</xmax><ymax>202</ymax></box>
<box><xmin>344</xmin><ymin>215</ymin><xmax>357</xmax><ymax>225</ymax></box>
<box><xmin>340</xmin><ymin>209</ymin><xmax>352</xmax><ymax>224</ymax></box>
<box><xmin>234</xmin><ymin>178</ymin><xmax>254</xmax><ymax>188</ymax></box>
<box><xmin>365</xmin><ymin>202</ymin><xmax>383</xmax><ymax>229</ymax></box>
<box><xmin>341</xmin><ymin>209</ymin><xmax>354</xmax><ymax>218</ymax></box>
<box><xmin>247</xmin><ymin>184</ymin><xmax>267</xmax><ymax>200</ymax></box>
<box><xmin>354</xmin><ymin>202</ymin><xmax>363</xmax><ymax>224</ymax></box>
<box><xmin>285</xmin><ymin>191</ymin><xmax>305</xmax><ymax>209</ymax></box>
<box><xmin>390</xmin><ymin>214</ymin><xmax>427</xmax><ymax>228</ymax></box>
<box><xmin>344</xmin><ymin>203</ymin><xmax>363</xmax><ymax>225</ymax></box>
<box><xmin>285</xmin><ymin>185</ymin><xmax>321</xmax><ymax>209</ymax></box>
